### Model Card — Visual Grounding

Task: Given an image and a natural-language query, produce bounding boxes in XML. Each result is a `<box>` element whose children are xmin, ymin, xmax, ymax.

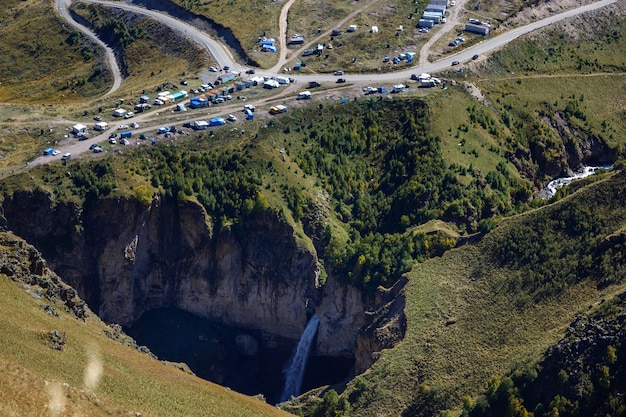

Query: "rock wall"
<box><xmin>0</xmin><ymin>190</ymin><xmax>367</xmax><ymax>355</ymax></box>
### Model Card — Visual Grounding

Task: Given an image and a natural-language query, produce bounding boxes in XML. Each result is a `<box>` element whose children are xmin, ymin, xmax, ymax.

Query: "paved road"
<box><xmin>34</xmin><ymin>0</ymin><xmax>616</xmax><ymax>169</ymax></box>
<box><xmin>76</xmin><ymin>0</ymin><xmax>617</xmax><ymax>85</ymax></box>
<box><xmin>87</xmin><ymin>0</ymin><xmax>243</xmax><ymax>72</ymax></box>
<box><xmin>54</xmin><ymin>0</ymin><xmax>122</xmax><ymax>96</ymax></box>
<box><xmin>282</xmin><ymin>0</ymin><xmax>618</xmax><ymax>83</ymax></box>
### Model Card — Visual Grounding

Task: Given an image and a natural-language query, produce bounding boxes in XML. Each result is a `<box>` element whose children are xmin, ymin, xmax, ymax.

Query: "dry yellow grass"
<box><xmin>0</xmin><ymin>264</ymin><xmax>290</xmax><ymax>417</ymax></box>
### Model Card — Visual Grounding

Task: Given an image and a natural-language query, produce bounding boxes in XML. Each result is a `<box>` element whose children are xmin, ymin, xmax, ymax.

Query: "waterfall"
<box><xmin>279</xmin><ymin>314</ymin><xmax>320</xmax><ymax>402</ymax></box>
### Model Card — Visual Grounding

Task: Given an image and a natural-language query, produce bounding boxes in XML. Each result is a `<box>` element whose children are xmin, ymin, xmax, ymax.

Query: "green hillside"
<box><xmin>0</xmin><ymin>0</ymin><xmax>110</xmax><ymax>103</ymax></box>
<box><xmin>321</xmin><ymin>170</ymin><xmax>626</xmax><ymax>417</ymax></box>
<box><xmin>0</xmin><ymin>0</ymin><xmax>625</xmax><ymax>416</ymax></box>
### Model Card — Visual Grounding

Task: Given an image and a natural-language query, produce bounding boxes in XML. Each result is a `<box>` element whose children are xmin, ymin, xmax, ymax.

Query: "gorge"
<box><xmin>0</xmin><ymin>189</ymin><xmax>405</xmax><ymax>401</ymax></box>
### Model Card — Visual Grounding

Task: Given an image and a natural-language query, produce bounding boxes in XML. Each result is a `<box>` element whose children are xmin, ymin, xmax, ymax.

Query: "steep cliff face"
<box><xmin>0</xmin><ymin>190</ymin><xmax>367</xmax><ymax>355</ymax></box>
<box><xmin>355</xmin><ymin>277</ymin><xmax>408</xmax><ymax>374</ymax></box>
<box><xmin>507</xmin><ymin>111</ymin><xmax>615</xmax><ymax>185</ymax></box>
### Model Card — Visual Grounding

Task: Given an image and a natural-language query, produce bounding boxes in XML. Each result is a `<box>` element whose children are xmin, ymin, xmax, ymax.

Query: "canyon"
<box><xmin>0</xmin><ymin>190</ymin><xmax>405</xmax><ymax>400</ymax></box>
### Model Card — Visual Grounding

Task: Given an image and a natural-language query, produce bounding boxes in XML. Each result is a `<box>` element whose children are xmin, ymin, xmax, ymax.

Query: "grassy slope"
<box><xmin>346</xmin><ymin>170</ymin><xmax>626</xmax><ymax>416</ymax></box>
<box><xmin>0</xmin><ymin>0</ymin><xmax>110</xmax><ymax>103</ymax></box>
<box><xmin>170</xmin><ymin>0</ymin><xmax>282</xmax><ymax>68</ymax></box>
<box><xmin>0</xmin><ymin>247</ymin><xmax>290</xmax><ymax>417</ymax></box>
<box><xmin>71</xmin><ymin>4</ymin><xmax>209</xmax><ymax>100</ymax></box>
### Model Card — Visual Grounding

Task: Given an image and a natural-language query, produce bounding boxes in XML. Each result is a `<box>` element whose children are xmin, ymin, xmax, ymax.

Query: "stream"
<box><xmin>538</xmin><ymin>166</ymin><xmax>612</xmax><ymax>199</ymax></box>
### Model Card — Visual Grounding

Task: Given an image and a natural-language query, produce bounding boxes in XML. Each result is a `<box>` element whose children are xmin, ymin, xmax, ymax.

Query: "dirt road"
<box><xmin>54</xmin><ymin>0</ymin><xmax>122</xmax><ymax>96</ymax></box>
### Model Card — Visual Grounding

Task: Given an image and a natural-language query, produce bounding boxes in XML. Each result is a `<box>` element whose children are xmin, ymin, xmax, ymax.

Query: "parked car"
<box><xmin>89</xmin><ymin>143</ymin><xmax>98</xmax><ymax>150</ymax></box>
<box><xmin>451</xmin><ymin>60</ymin><xmax>460</xmax><ymax>66</ymax></box>
<box><xmin>139</xmin><ymin>134</ymin><xmax>147</xmax><ymax>140</ymax></box>
<box><xmin>118</xmin><ymin>124</ymin><xmax>129</xmax><ymax>130</ymax></box>
<box><xmin>308</xmin><ymin>81</ymin><xmax>321</xmax><ymax>88</ymax></box>
<box><xmin>61</xmin><ymin>152</ymin><xmax>71</xmax><ymax>160</ymax></box>
<box><xmin>109</xmin><ymin>138</ymin><xmax>117</xmax><ymax>144</ymax></box>
<box><xmin>93</xmin><ymin>116</ymin><xmax>102</xmax><ymax>121</ymax></box>
<box><xmin>223</xmin><ymin>66</ymin><xmax>230</xmax><ymax>71</ymax></box>
<box><xmin>52</xmin><ymin>149</ymin><xmax>60</xmax><ymax>156</ymax></box>
<box><xmin>108</xmin><ymin>133</ymin><xmax>118</xmax><ymax>139</ymax></box>
<box><xmin>227</xmin><ymin>114</ymin><xmax>237</xmax><ymax>122</ymax></box>
<box><xmin>336</xmin><ymin>78</ymin><xmax>346</xmax><ymax>83</ymax></box>
<box><xmin>334</xmin><ymin>70</ymin><xmax>344</xmax><ymax>76</ymax></box>
<box><xmin>245</xmin><ymin>69</ymin><xmax>255</xmax><ymax>74</ymax></box>
<box><xmin>472</xmin><ymin>54</ymin><xmax>479</xmax><ymax>60</ymax></box>
<box><xmin>209</xmin><ymin>66</ymin><xmax>218</xmax><ymax>72</ymax></box>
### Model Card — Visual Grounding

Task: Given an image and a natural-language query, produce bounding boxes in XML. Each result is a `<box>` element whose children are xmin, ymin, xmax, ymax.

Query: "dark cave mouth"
<box><xmin>125</xmin><ymin>307</ymin><xmax>355</xmax><ymax>404</ymax></box>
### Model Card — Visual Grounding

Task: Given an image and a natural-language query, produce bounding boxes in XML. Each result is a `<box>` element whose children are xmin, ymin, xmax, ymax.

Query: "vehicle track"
<box><xmin>32</xmin><ymin>0</ymin><xmax>618</xmax><ymax>170</ymax></box>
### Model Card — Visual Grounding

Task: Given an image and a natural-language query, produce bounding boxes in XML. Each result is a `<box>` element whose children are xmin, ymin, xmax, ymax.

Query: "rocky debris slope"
<box><xmin>0</xmin><ymin>231</ymin><xmax>88</xmax><ymax>320</ymax></box>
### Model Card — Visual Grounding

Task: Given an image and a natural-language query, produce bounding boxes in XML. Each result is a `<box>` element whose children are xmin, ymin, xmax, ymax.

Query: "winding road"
<box><xmin>55</xmin><ymin>0</ymin><xmax>122</xmax><ymax>96</ymax></box>
<box><xmin>59</xmin><ymin>0</ymin><xmax>618</xmax><ymax>85</ymax></box>
<box><xmin>34</xmin><ymin>0</ymin><xmax>617</xmax><ymax>169</ymax></box>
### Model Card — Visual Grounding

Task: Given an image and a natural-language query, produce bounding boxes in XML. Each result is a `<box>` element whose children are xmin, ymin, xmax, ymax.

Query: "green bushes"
<box><xmin>143</xmin><ymin>146</ymin><xmax>262</xmax><ymax>221</ymax></box>
<box><xmin>467</xmin><ymin>291</ymin><xmax>626</xmax><ymax>417</ymax></box>
<box><xmin>98</xmin><ymin>17</ymin><xmax>147</xmax><ymax>48</ymax></box>
<box><xmin>278</xmin><ymin>98</ymin><xmax>534</xmax><ymax>291</ymax></box>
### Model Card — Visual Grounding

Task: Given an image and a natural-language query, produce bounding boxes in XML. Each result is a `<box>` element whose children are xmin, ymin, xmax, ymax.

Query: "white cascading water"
<box><xmin>279</xmin><ymin>314</ymin><xmax>320</xmax><ymax>402</ymax></box>
<box><xmin>540</xmin><ymin>165</ymin><xmax>612</xmax><ymax>199</ymax></box>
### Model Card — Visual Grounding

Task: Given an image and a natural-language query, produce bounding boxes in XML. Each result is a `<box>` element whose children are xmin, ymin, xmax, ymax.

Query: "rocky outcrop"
<box><xmin>0</xmin><ymin>190</ymin><xmax>368</xmax><ymax>356</ymax></box>
<box><xmin>0</xmin><ymin>230</ymin><xmax>88</xmax><ymax>320</ymax></box>
<box><xmin>543</xmin><ymin>112</ymin><xmax>614</xmax><ymax>174</ymax></box>
<box><xmin>355</xmin><ymin>276</ymin><xmax>408</xmax><ymax>374</ymax></box>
